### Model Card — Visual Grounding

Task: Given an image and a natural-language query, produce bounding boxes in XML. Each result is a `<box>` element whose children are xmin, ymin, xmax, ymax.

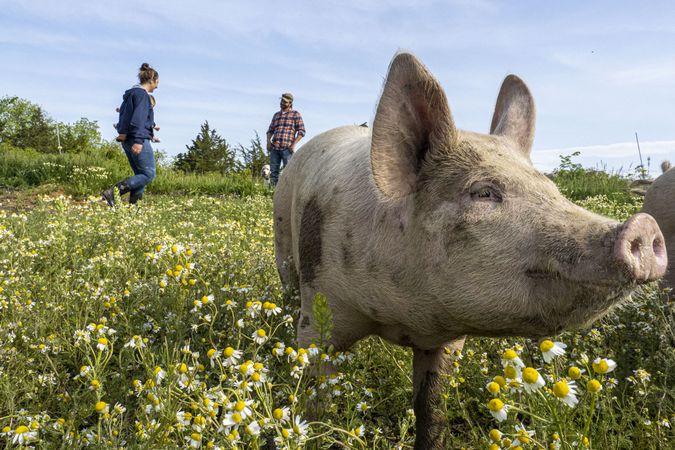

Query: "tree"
<box><xmin>57</xmin><ymin>117</ymin><xmax>104</xmax><ymax>153</ymax></box>
<box><xmin>237</xmin><ymin>131</ymin><xmax>268</xmax><ymax>178</ymax></box>
<box><xmin>0</xmin><ymin>96</ymin><xmax>55</xmax><ymax>152</ymax></box>
<box><xmin>174</xmin><ymin>121</ymin><xmax>238</xmax><ymax>174</ymax></box>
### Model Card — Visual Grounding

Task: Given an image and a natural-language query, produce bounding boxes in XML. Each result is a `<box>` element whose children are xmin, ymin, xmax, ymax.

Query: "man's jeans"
<box><xmin>122</xmin><ymin>140</ymin><xmax>156</xmax><ymax>196</ymax></box>
<box><xmin>270</xmin><ymin>148</ymin><xmax>292</xmax><ymax>185</ymax></box>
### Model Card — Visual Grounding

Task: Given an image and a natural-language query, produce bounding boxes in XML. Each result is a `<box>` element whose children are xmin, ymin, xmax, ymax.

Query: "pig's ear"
<box><xmin>490</xmin><ymin>75</ymin><xmax>536</xmax><ymax>157</ymax></box>
<box><xmin>371</xmin><ymin>52</ymin><xmax>457</xmax><ymax>199</ymax></box>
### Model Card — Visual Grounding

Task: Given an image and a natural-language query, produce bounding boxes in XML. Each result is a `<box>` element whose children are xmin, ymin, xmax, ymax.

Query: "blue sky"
<box><xmin>1</xmin><ymin>0</ymin><xmax>674</xmax><ymax>175</ymax></box>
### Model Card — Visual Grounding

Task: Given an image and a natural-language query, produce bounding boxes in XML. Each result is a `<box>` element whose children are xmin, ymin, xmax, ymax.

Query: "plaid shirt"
<box><xmin>267</xmin><ymin>110</ymin><xmax>305</xmax><ymax>150</ymax></box>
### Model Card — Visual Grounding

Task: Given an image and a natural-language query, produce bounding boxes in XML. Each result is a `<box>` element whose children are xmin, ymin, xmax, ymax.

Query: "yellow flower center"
<box><xmin>15</xmin><ymin>425</ymin><xmax>29</xmax><ymax>434</ymax></box>
<box><xmin>97</xmin><ymin>337</ymin><xmax>108</xmax><ymax>346</ymax></box>
<box><xmin>201</xmin><ymin>296</ymin><xmax>209</xmax><ymax>304</ymax></box>
<box><xmin>281</xmin><ymin>428</ymin><xmax>290</xmax><ymax>438</ymax></box>
<box><xmin>522</xmin><ymin>367</ymin><xmax>539</xmax><ymax>384</ymax></box>
<box><xmin>493</xmin><ymin>376</ymin><xmax>507</xmax><ymax>387</ymax></box>
<box><xmin>592</xmin><ymin>359</ymin><xmax>609</xmax><ymax>374</ymax></box>
<box><xmin>223</xmin><ymin>347</ymin><xmax>235</xmax><ymax>357</ymax></box>
<box><xmin>553</xmin><ymin>381</ymin><xmax>570</xmax><ymax>398</ymax></box>
<box><xmin>487</xmin><ymin>398</ymin><xmax>504</xmax><ymax>412</ymax></box>
<box><xmin>231</xmin><ymin>413</ymin><xmax>242</xmax><ymax>423</ymax></box>
<box><xmin>234</xmin><ymin>401</ymin><xmax>245</xmax><ymax>412</ymax></box>
<box><xmin>489</xmin><ymin>429</ymin><xmax>502</xmax><ymax>442</ymax></box>
<box><xmin>587</xmin><ymin>379</ymin><xmax>602</xmax><ymax>393</ymax></box>
<box><xmin>517</xmin><ymin>430</ymin><xmax>530</xmax><ymax>443</ymax></box>
<box><xmin>273</xmin><ymin>408</ymin><xmax>284</xmax><ymax>420</ymax></box>
<box><xmin>191</xmin><ymin>433</ymin><xmax>202</xmax><ymax>441</ymax></box>
<box><xmin>252</xmin><ymin>372</ymin><xmax>261</xmax><ymax>382</ymax></box>
<box><xmin>487</xmin><ymin>382</ymin><xmax>500</xmax><ymax>394</ymax></box>
<box><xmin>504</xmin><ymin>366</ymin><xmax>517</xmax><ymax>379</ymax></box>
<box><xmin>95</xmin><ymin>401</ymin><xmax>107</xmax><ymax>412</ymax></box>
<box><xmin>178</xmin><ymin>363</ymin><xmax>188</xmax><ymax>374</ymax></box>
<box><xmin>503</xmin><ymin>349</ymin><xmax>517</xmax><ymax>360</ymax></box>
<box><xmin>568</xmin><ymin>366</ymin><xmax>582</xmax><ymax>379</ymax></box>
<box><xmin>257</xmin><ymin>329</ymin><xmax>266</xmax><ymax>337</ymax></box>
<box><xmin>207</xmin><ymin>349</ymin><xmax>216</xmax><ymax>358</ymax></box>
<box><xmin>540</xmin><ymin>339</ymin><xmax>554</xmax><ymax>352</ymax></box>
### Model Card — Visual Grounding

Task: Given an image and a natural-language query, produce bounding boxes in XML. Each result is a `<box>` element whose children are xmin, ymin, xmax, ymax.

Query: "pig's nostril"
<box><xmin>653</xmin><ymin>238</ymin><xmax>665</xmax><ymax>259</ymax></box>
<box><xmin>630</xmin><ymin>239</ymin><xmax>642</xmax><ymax>260</ymax></box>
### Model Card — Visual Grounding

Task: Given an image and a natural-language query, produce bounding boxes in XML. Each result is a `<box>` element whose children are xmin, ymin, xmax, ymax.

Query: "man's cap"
<box><xmin>281</xmin><ymin>93</ymin><xmax>294</xmax><ymax>103</ymax></box>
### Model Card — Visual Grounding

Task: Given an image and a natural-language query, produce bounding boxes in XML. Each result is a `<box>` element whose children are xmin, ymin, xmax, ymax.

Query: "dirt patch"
<box><xmin>0</xmin><ymin>186</ymin><xmax>68</xmax><ymax>212</ymax></box>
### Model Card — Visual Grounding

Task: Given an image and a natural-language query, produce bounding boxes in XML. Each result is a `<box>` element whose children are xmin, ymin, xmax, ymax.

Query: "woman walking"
<box><xmin>103</xmin><ymin>63</ymin><xmax>159</xmax><ymax>206</ymax></box>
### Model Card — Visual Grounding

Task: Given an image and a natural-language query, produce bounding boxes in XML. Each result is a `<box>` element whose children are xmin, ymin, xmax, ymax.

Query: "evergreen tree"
<box><xmin>174</xmin><ymin>121</ymin><xmax>238</xmax><ymax>174</ymax></box>
<box><xmin>237</xmin><ymin>131</ymin><xmax>268</xmax><ymax>178</ymax></box>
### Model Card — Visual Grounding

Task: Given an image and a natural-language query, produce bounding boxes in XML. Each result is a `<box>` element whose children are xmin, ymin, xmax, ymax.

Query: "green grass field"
<box><xmin>0</xmin><ymin>151</ymin><xmax>672</xmax><ymax>449</ymax></box>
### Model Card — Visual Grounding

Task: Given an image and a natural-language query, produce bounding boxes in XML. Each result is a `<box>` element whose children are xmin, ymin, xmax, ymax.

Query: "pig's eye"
<box><xmin>470</xmin><ymin>185</ymin><xmax>502</xmax><ymax>202</ymax></box>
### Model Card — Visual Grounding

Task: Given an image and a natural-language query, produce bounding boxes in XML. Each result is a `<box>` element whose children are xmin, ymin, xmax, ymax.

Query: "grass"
<box><xmin>0</xmin><ymin>191</ymin><xmax>672</xmax><ymax>449</ymax></box>
<box><xmin>0</xmin><ymin>144</ymin><xmax>270</xmax><ymax>198</ymax></box>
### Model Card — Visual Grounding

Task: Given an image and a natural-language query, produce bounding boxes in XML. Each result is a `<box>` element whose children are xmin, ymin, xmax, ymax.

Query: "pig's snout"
<box><xmin>614</xmin><ymin>213</ymin><xmax>667</xmax><ymax>282</ymax></box>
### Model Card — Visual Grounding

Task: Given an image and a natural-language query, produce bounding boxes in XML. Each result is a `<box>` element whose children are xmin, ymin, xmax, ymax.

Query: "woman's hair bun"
<box><xmin>139</xmin><ymin>63</ymin><xmax>151</xmax><ymax>71</ymax></box>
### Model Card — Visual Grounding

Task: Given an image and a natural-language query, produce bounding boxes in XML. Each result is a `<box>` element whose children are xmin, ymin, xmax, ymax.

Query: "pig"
<box><xmin>273</xmin><ymin>52</ymin><xmax>667</xmax><ymax>449</ymax></box>
<box><xmin>641</xmin><ymin>160</ymin><xmax>674</xmax><ymax>291</ymax></box>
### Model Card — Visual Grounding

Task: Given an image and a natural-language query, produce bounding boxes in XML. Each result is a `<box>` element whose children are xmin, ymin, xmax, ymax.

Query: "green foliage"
<box><xmin>0</xmin><ymin>95</ymin><xmax>115</xmax><ymax>154</ymax></box>
<box><xmin>552</xmin><ymin>151</ymin><xmax>632</xmax><ymax>202</ymax></box>
<box><xmin>312</xmin><ymin>292</ymin><xmax>333</xmax><ymax>347</ymax></box>
<box><xmin>0</xmin><ymin>96</ymin><xmax>55</xmax><ymax>152</ymax></box>
<box><xmin>237</xmin><ymin>132</ymin><xmax>268</xmax><ymax>179</ymax></box>
<box><xmin>174</xmin><ymin>121</ymin><xmax>239</xmax><ymax>174</ymax></box>
<box><xmin>0</xmin><ymin>144</ymin><xmax>269</xmax><ymax>197</ymax></box>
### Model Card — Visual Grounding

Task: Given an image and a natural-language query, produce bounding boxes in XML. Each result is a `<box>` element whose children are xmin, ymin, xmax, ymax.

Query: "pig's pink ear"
<box><xmin>371</xmin><ymin>52</ymin><xmax>457</xmax><ymax>199</ymax></box>
<box><xmin>490</xmin><ymin>75</ymin><xmax>536</xmax><ymax>157</ymax></box>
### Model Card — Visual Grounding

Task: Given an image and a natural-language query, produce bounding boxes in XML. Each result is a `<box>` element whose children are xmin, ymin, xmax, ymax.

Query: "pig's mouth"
<box><xmin>525</xmin><ymin>268</ymin><xmax>636</xmax><ymax>289</ymax></box>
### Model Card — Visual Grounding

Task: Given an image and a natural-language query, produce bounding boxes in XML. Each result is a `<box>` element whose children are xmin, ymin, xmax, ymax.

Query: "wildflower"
<box><xmin>552</xmin><ymin>380</ymin><xmax>578</xmax><ymax>407</ymax></box>
<box><xmin>493</xmin><ymin>375</ymin><xmax>507</xmax><ymax>388</ymax></box>
<box><xmin>273</xmin><ymin>407</ymin><xmax>290</xmax><ymax>421</ymax></box>
<box><xmin>356</xmin><ymin>401</ymin><xmax>369</xmax><ymax>412</ymax></box>
<box><xmin>186</xmin><ymin>432</ymin><xmax>202</xmax><ymax>448</ymax></box>
<box><xmin>587</xmin><ymin>379</ymin><xmax>602</xmax><ymax>393</ymax></box>
<box><xmin>95</xmin><ymin>401</ymin><xmax>109</xmax><ymax>414</ymax></box>
<box><xmin>252</xmin><ymin>329</ymin><xmax>268</xmax><ymax>345</ymax></box>
<box><xmin>12</xmin><ymin>425</ymin><xmax>38</xmax><ymax>445</ymax></box>
<box><xmin>244</xmin><ymin>420</ymin><xmax>261</xmax><ymax>436</ymax></box>
<box><xmin>154</xmin><ymin>366</ymin><xmax>166</xmax><ymax>384</ymax></box>
<box><xmin>96</xmin><ymin>337</ymin><xmax>109</xmax><ymax>351</ymax></box>
<box><xmin>231</xmin><ymin>399</ymin><xmax>254</xmax><ymax>419</ymax></box>
<box><xmin>501</xmin><ymin>349</ymin><xmax>524</xmax><ymax>368</ymax></box>
<box><xmin>486</xmin><ymin>381</ymin><xmax>501</xmax><ymax>395</ymax></box>
<box><xmin>292</xmin><ymin>415</ymin><xmax>309</xmax><ymax>437</ymax></box>
<box><xmin>503</xmin><ymin>365</ymin><xmax>521</xmax><ymax>381</ymax></box>
<box><xmin>272</xmin><ymin>342</ymin><xmax>286</xmax><ymax>357</ymax></box>
<box><xmin>487</xmin><ymin>398</ymin><xmax>509</xmax><ymax>422</ymax></box>
<box><xmin>540</xmin><ymin>340</ymin><xmax>567</xmax><ymax>363</ymax></box>
<box><xmin>489</xmin><ymin>428</ymin><xmax>502</xmax><ymax>442</ymax></box>
<box><xmin>592</xmin><ymin>358</ymin><xmax>617</xmax><ymax>374</ymax></box>
<box><xmin>514</xmin><ymin>424</ymin><xmax>535</xmax><ymax>446</ymax></box>
<box><xmin>522</xmin><ymin>367</ymin><xmax>546</xmax><ymax>394</ymax></box>
<box><xmin>201</xmin><ymin>294</ymin><xmax>214</xmax><ymax>305</ymax></box>
<box><xmin>568</xmin><ymin>366</ymin><xmax>584</xmax><ymax>380</ymax></box>
<box><xmin>222</xmin><ymin>347</ymin><xmax>242</xmax><ymax>366</ymax></box>
<box><xmin>124</xmin><ymin>335</ymin><xmax>145</xmax><ymax>349</ymax></box>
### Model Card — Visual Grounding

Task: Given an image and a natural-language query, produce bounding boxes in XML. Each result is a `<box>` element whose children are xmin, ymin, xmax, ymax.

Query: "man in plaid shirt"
<box><xmin>266</xmin><ymin>92</ymin><xmax>306</xmax><ymax>186</ymax></box>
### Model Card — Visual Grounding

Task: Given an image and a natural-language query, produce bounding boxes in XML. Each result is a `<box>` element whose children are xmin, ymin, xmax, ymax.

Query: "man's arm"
<box><xmin>266</xmin><ymin>114</ymin><xmax>277</xmax><ymax>151</ymax></box>
<box><xmin>290</xmin><ymin>112</ymin><xmax>306</xmax><ymax>151</ymax></box>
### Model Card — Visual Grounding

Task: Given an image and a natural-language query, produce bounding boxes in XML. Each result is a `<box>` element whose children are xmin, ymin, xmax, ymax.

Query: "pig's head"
<box><xmin>370</xmin><ymin>53</ymin><xmax>667</xmax><ymax>338</ymax></box>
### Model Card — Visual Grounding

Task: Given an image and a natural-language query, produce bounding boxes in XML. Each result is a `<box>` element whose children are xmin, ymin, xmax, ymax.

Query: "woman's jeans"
<box><xmin>121</xmin><ymin>140</ymin><xmax>156</xmax><ymax>197</ymax></box>
<box><xmin>270</xmin><ymin>148</ymin><xmax>292</xmax><ymax>185</ymax></box>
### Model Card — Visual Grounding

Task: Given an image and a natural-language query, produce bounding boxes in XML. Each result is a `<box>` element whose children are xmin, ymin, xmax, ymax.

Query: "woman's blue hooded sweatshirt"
<box><xmin>116</xmin><ymin>86</ymin><xmax>154</xmax><ymax>145</ymax></box>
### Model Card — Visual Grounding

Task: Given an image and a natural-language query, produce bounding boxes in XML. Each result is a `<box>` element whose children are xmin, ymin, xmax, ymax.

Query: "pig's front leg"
<box><xmin>412</xmin><ymin>338</ymin><xmax>465</xmax><ymax>450</ymax></box>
